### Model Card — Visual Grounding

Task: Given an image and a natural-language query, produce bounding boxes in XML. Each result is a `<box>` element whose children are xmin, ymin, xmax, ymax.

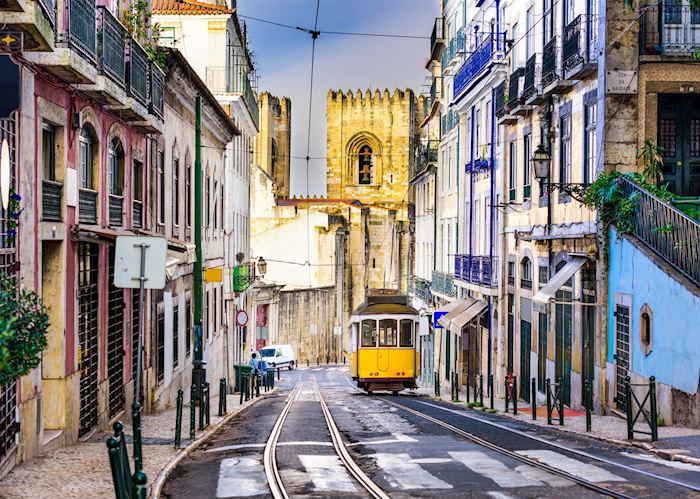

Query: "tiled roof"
<box><xmin>152</xmin><ymin>0</ymin><xmax>232</xmax><ymax>15</ymax></box>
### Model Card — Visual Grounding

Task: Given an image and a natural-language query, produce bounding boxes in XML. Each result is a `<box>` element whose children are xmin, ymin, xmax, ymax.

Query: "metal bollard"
<box><xmin>190</xmin><ymin>384</ymin><xmax>197</xmax><ymax>439</ymax></box>
<box><xmin>466</xmin><ymin>373</ymin><xmax>470</xmax><ymax>404</ymax></box>
<box><xmin>326</xmin><ymin>355</ymin><xmax>329</xmax><ymax>365</ymax></box>
<box><xmin>479</xmin><ymin>374</ymin><xmax>484</xmax><ymax>407</ymax></box>
<box><xmin>558</xmin><ymin>376</ymin><xmax>564</xmax><ymax>425</ymax></box>
<box><xmin>344</xmin><ymin>356</ymin><xmax>346</xmax><ymax>364</ymax></box>
<box><xmin>650</xmin><ymin>376</ymin><xmax>658</xmax><ymax>442</ymax></box>
<box><xmin>317</xmin><ymin>357</ymin><xmax>320</xmax><ymax>365</ymax></box>
<box><xmin>239</xmin><ymin>376</ymin><xmax>245</xmax><ymax>405</ymax></box>
<box><xmin>175</xmin><ymin>389</ymin><xmax>184</xmax><ymax>448</ymax></box>
<box><xmin>513</xmin><ymin>375</ymin><xmax>518</xmax><ymax>415</ymax></box>
<box><xmin>277</xmin><ymin>367</ymin><xmax>280</xmax><ymax>380</ymax></box>
<box><xmin>505</xmin><ymin>376</ymin><xmax>510</xmax><ymax>413</ymax></box>
<box><xmin>198</xmin><ymin>384</ymin><xmax>205</xmax><ymax>431</ymax></box>
<box><xmin>255</xmin><ymin>375</ymin><xmax>260</xmax><ymax>397</ymax></box>
<box><xmin>218</xmin><ymin>379</ymin><xmax>226</xmax><ymax>416</ymax></box>
<box><xmin>132</xmin><ymin>470</ymin><xmax>148</xmax><ymax>499</ymax></box>
<box><xmin>307</xmin><ymin>358</ymin><xmax>309</xmax><ymax>367</ymax></box>
<box><xmin>244</xmin><ymin>374</ymin><xmax>250</xmax><ymax>401</ymax></box>
<box><xmin>489</xmin><ymin>374</ymin><xmax>494</xmax><ymax>410</ymax></box>
<box><xmin>132</xmin><ymin>403</ymin><xmax>143</xmax><ymax>472</ymax></box>
<box><xmin>585</xmin><ymin>379</ymin><xmax>592</xmax><ymax>431</ymax></box>
<box><xmin>436</xmin><ymin>372</ymin><xmax>440</xmax><ymax>397</ymax></box>
<box><xmin>455</xmin><ymin>372</ymin><xmax>460</xmax><ymax>402</ymax></box>
<box><xmin>205</xmin><ymin>382</ymin><xmax>211</xmax><ymax>427</ymax></box>
<box><xmin>531</xmin><ymin>378</ymin><xmax>537</xmax><ymax>420</ymax></box>
<box><xmin>546</xmin><ymin>378</ymin><xmax>552</xmax><ymax>424</ymax></box>
<box><xmin>625</xmin><ymin>376</ymin><xmax>633</xmax><ymax>439</ymax></box>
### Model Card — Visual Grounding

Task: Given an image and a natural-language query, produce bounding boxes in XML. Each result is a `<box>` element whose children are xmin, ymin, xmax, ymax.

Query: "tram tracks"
<box><xmin>263</xmin><ymin>376</ymin><xmax>389</xmax><ymax>499</ymax></box>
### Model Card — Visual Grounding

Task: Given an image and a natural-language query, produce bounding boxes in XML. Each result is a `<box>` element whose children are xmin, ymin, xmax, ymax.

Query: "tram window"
<box><xmin>379</xmin><ymin>319</ymin><xmax>397</xmax><ymax>347</ymax></box>
<box><xmin>361</xmin><ymin>320</ymin><xmax>377</xmax><ymax>347</ymax></box>
<box><xmin>399</xmin><ymin>320</ymin><xmax>413</xmax><ymax>347</ymax></box>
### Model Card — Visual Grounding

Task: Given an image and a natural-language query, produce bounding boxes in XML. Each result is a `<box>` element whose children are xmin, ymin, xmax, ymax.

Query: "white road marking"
<box><xmin>621</xmin><ymin>452</ymin><xmax>700</xmax><ymax>471</ymax></box>
<box><xmin>449</xmin><ymin>451</ymin><xmax>543</xmax><ymax>488</ymax></box>
<box><xmin>216</xmin><ymin>457</ymin><xmax>268</xmax><ymax>498</ymax></box>
<box><xmin>515</xmin><ymin>450</ymin><xmax>627</xmax><ymax>483</ymax></box>
<box><xmin>205</xmin><ymin>441</ymin><xmax>333</xmax><ymax>453</ymax></box>
<box><xmin>514</xmin><ymin>464</ymin><xmax>574</xmax><ymax>488</ymax></box>
<box><xmin>348</xmin><ymin>433</ymin><xmax>419</xmax><ymax>447</ymax></box>
<box><xmin>410</xmin><ymin>458</ymin><xmax>453</xmax><ymax>464</ymax></box>
<box><xmin>487</xmin><ymin>492</ymin><xmax>516</xmax><ymax>499</ymax></box>
<box><xmin>372</xmin><ymin>453</ymin><xmax>452</xmax><ymax>490</ymax></box>
<box><xmin>298</xmin><ymin>455</ymin><xmax>357</xmax><ymax>492</ymax></box>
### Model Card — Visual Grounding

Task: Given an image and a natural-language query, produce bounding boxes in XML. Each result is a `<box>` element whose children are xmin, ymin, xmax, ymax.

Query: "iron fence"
<box><xmin>523</xmin><ymin>54</ymin><xmax>541</xmax><ymax>101</ymax></box>
<box><xmin>431</xmin><ymin>270</ymin><xmax>455</xmax><ymax>297</ymax></box>
<box><xmin>430</xmin><ymin>17</ymin><xmax>444</xmax><ymax>56</ymax></box>
<box><xmin>109</xmin><ymin>194</ymin><xmax>123</xmax><ymax>226</ymax></box>
<box><xmin>507</xmin><ymin>67</ymin><xmax>523</xmax><ymax>107</ymax></box>
<box><xmin>563</xmin><ymin>15</ymin><xmax>586</xmax><ymax>71</ymax></box>
<box><xmin>454</xmin><ymin>255</ymin><xmax>499</xmax><ymax>287</ymax></box>
<box><xmin>453</xmin><ymin>32</ymin><xmax>506</xmax><ymax>98</ymax></box>
<box><xmin>97</xmin><ymin>6</ymin><xmax>126</xmax><ymax>87</ymax></box>
<box><xmin>494</xmin><ymin>80</ymin><xmax>507</xmax><ymax>118</ymax></box>
<box><xmin>620</xmin><ymin>176</ymin><xmax>700</xmax><ymax>287</ymax></box>
<box><xmin>410</xmin><ymin>276</ymin><xmax>431</xmax><ymax>303</ymax></box>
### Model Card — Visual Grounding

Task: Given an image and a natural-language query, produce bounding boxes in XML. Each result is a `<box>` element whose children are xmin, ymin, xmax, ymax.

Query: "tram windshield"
<box><xmin>399</xmin><ymin>319</ymin><xmax>413</xmax><ymax>347</ymax></box>
<box><xmin>378</xmin><ymin>319</ymin><xmax>397</xmax><ymax>346</ymax></box>
<box><xmin>361</xmin><ymin>319</ymin><xmax>377</xmax><ymax>347</ymax></box>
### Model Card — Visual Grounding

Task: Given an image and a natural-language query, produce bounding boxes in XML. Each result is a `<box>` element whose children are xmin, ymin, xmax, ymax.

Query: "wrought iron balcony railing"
<box><xmin>205</xmin><ymin>66</ymin><xmax>259</xmax><ymax>128</ymax></box>
<box><xmin>414</xmin><ymin>140</ymin><xmax>438</xmax><ymax>177</ymax></box>
<box><xmin>495</xmin><ymin>81</ymin><xmax>507</xmax><ymax>118</ymax></box>
<box><xmin>563</xmin><ymin>15</ymin><xmax>586</xmax><ymax>71</ymax></box>
<box><xmin>149</xmin><ymin>62</ymin><xmax>165</xmax><ymax>119</ymax></box>
<box><xmin>109</xmin><ymin>194</ymin><xmax>123</xmax><ymax>226</ymax></box>
<box><xmin>430</xmin><ymin>17</ymin><xmax>444</xmax><ymax>61</ymax></box>
<box><xmin>454</xmin><ymin>32</ymin><xmax>506</xmax><ymax>98</ymax></box>
<box><xmin>523</xmin><ymin>54</ymin><xmax>542</xmax><ymax>101</ymax></box>
<box><xmin>507</xmin><ymin>67</ymin><xmax>523</xmax><ymax>107</ymax></box>
<box><xmin>431</xmin><ymin>270</ymin><xmax>456</xmax><ymax>297</ymax></box>
<box><xmin>441</xmin><ymin>109</ymin><xmax>458</xmax><ymax>137</ymax></box>
<box><xmin>620</xmin><ymin>176</ymin><xmax>700</xmax><ymax>287</ymax></box>
<box><xmin>37</xmin><ymin>0</ymin><xmax>56</xmax><ymax>27</ymax></box>
<box><xmin>127</xmin><ymin>39</ymin><xmax>149</xmax><ymax>107</ymax></box>
<box><xmin>454</xmin><ymin>255</ymin><xmax>499</xmax><ymax>287</ymax></box>
<box><xmin>430</xmin><ymin>77</ymin><xmax>438</xmax><ymax>105</ymax></box>
<box><xmin>640</xmin><ymin>3</ymin><xmax>700</xmax><ymax>56</ymax></box>
<box><xmin>42</xmin><ymin>180</ymin><xmax>62</xmax><ymax>221</ymax></box>
<box><xmin>67</xmin><ymin>0</ymin><xmax>96</xmax><ymax>60</ymax></box>
<box><xmin>410</xmin><ymin>276</ymin><xmax>432</xmax><ymax>303</ymax></box>
<box><xmin>97</xmin><ymin>7</ymin><xmax>126</xmax><ymax>87</ymax></box>
<box><xmin>542</xmin><ymin>37</ymin><xmax>560</xmax><ymax>88</ymax></box>
<box><xmin>132</xmin><ymin>200</ymin><xmax>143</xmax><ymax>229</ymax></box>
<box><xmin>79</xmin><ymin>188</ymin><xmax>97</xmax><ymax>224</ymax></box>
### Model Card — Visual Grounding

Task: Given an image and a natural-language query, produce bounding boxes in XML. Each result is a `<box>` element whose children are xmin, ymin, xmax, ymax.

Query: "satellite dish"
<box><xmin>0</xmin><ymin>139</ymin><xmax>9</xmax><ymax>210</ymax></box>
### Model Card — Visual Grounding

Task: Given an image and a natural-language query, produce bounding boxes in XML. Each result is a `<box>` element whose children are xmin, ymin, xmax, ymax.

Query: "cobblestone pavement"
<box><xmin>0</xmin><ymin>390</ymin><xmax>269</xmax><ymax>499</ymax></box>
<box><xmin>414</xmin><ymin>382</ymin><xmax>700</xmax><ymax>462</ymax></box>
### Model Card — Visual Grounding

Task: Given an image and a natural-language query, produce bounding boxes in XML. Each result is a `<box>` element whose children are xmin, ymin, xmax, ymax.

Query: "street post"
<box><xmin>193</xmin><ymin>95</ymin><xmax>206</xmax><ymax>399</ymax></box>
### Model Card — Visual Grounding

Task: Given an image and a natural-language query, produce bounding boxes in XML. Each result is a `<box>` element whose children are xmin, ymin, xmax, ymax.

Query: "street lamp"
<box><xmin>257</xmin><ymin>257</ymin><xmax>267</xmax><ymax>278</ymax></box>
<box><xmin>532</xmin><ymin>143</ymin><xmax>589</xmax><ymax>203</ymax></box>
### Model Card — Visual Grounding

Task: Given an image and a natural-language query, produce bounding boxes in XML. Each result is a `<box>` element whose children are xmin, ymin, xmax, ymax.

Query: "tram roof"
<box><xmin>352</xmin><ymin>302</ymin><xmax>418</xmax><ymax>316</ymax></box>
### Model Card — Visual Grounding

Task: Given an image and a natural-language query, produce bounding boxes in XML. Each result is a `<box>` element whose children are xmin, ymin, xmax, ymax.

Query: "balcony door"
<box><xmin>658</xmin><ymin>94</ymin><xmax>700</xmax><ymax>196</ymax></box>
<box><xmin>661</xmin><ymin>1</ymin><xmax>700</xmax><ymax>53</ymax></box>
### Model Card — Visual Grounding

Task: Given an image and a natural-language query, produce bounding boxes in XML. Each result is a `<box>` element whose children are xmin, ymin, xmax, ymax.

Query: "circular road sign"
<box><xmin>236</xmin><ymin>310</ymin><xmax>249</xmax><ymax>327</ymax></box>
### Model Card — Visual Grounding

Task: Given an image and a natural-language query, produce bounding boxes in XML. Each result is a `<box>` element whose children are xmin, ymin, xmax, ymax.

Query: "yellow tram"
<box><xmin>349</xmin><ymin>291</ymin><xmax>420</xmax><ymax>394</ymax></box>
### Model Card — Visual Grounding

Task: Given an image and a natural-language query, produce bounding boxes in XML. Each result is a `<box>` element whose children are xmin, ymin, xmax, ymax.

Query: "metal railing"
<box><xmin>415</xmin><ymin>140</ymin><xmax>438</xmax><ymax>176</ymax></box>
<box><xmin>563</xmin><ymin>15</ymin><xmax>587</xmax><ymax>71</ymax></box>
<box><xmin>42</xmin><ymin>180</ymin><xmax>62</xmax><ymax>221</ymax></box>
<box><xmin>430</xmin><ymin>77</ymin><xmax>438</xmax><ymax>105</ymax></box>
<box><xmin>453</xmin><ymin>32</ymin><xmax>506</xmax><ymax>98</ymax></box>
<box><xmin>620</xmin><ymin>176</ymin><xmax>700</xmax><ymax>287</ymax></box>
<box><xmin>542</xmin><ymin>37</ymin><xmax>560</xmax><ymax>88</ymax></box>
<box><xmin>454</xmin><ymin>255</ymin><xmax>499</xmax><ymax>287</ymax></box>
<box><xmin>523</xmin><ymin>54</ymin><xmax>541</xmax><ymax>101</ymax></box>
<box><xmin>109</xmin><ymin>194</ymin><xmax>123</xmax><ymax>226</ymax></box>
<box><xmin>127</xmin><ymin>39</ymin><xmax>149</xmax><ymax>107</ymax></box>
<box><xmin>205</xmin><ymin>66</ymin><xmax>258</xmax><ymax>128</ymax></box>
<box><xmin>132</xmin><ymin>200</ymin><xmax>143</xmax><ymax>229</ymax></box>
<box><xmin>495</xmin><ymin>81</ymin><xmax>507</xmax><ymax>118</ymax></box>
<box><xmin>97</xmin><ymin>7</ymin><xmax>126</xmax><ymax>87</ymax></box>
<box><xmin>507</xmin><ymin>67</ymin><xmax>523</xmax><ymax>107</ymax></box>
<box><xmin>149</xmin><ymin>62</ymin><xmax>165</xmax><ymax>119</ymax></box>
<box><xmin>430</xmin><ymin>17</ymin><xmax>444</xmax><ymax>57</ymax></box>
<box><xmin>79</xmin><ymin>188</ymin><xmax>97</xmax><ymax>224</ymax></box>
<box><xmin>441</xmin><ymin>109</ymin><xmax>458</xmax><ymax>136</ymax></box>
<box><xmin>640</xmin><ymin>3</ymin><xmax>700</xmax><ymax>56</ymax></box>
<box><xmin>410</xmin><ymin>276</ymin><xmax>431</xmax><ymax>303</ymax></box>
<box><xmin>37</xmin><ymin>0</ymin><xmax>55</xmax><ymax>27</ymax></box>
<box><xmin>431</xmin><ymin>270</ymin><xmax>455</xmax><ymax>297</ymax></box>
<box><xmin>67</xmin><ymin>0</ymin><xmax>96</xmax><ymax>60</ymax></box>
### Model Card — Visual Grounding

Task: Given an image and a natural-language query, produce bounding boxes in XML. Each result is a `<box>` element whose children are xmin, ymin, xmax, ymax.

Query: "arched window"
<box><xmin>108</xmin><ymin>138</ymin><xmax>124</xmax><ymax>196</ymax></box>
<box><xmin>79</xmin><ymin>126</ymin><xmax>96</xmax><ymax>190</ymax></box>
<box><xmin>521</xmin><ymin>257</ymin><xmax>533</xmax><ymax>289</ymax></box>
<box><xmin>358</xmin><ymin>145</ymin><xmax>373</xmax><ymax>185</ymax></box>
<box><xmin>640</xmin><ymin>304</ymin><xmax>653</xmax><ymax>356</ymax></box>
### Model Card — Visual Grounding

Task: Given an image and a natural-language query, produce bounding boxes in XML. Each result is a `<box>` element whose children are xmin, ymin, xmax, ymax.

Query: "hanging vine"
<box><xmin>120</xmin><ymin>0</ymin><xmax>167</xmax><ymax>68</ymax></box>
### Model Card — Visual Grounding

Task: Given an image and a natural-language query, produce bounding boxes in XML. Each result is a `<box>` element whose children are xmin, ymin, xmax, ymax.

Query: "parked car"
<box><xmin>260</xmin><ymin>344</ymin><xmax>296</xmax><ymax>370</ymax></box>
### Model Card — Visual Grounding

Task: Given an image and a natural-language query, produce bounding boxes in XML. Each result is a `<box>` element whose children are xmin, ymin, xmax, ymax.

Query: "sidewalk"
<box><xmin>0</xmin><ymin>389</ymin><xmax>271</xmax><ymax>499</ymax></box>
<box><xmin>415</xmin><ymin>383</ymin><xmax>700</xmax><ymax>465</ymax></box>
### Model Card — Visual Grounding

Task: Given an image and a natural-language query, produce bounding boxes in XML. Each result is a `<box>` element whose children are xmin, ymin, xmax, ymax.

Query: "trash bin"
<box><xmin>234</xmin><ymin>364</ymin><xmax>252</xmax><ymax>393</ymax></box>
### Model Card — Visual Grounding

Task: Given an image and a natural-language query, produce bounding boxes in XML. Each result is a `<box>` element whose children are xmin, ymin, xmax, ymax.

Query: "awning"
<box><xmin>533</xmin><ymin>256</ymin><xmax>588</xmax><ymax>314</ymax></box>
<box><xmin>437</xmin><ymin>299</ymin><xmax>474</xmax><ymax>329</ymax></box>
<box><xmin>450</xmin><ymin>299</ymin><xmax>488</xmax><ymax>331</ymax></box>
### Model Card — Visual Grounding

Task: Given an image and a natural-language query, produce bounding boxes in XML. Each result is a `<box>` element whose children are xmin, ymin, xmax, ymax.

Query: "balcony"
<box><xmin>205</xmin><ymin>66</ymin><xmax>259</xmax><ymax>129</ymax></box>
<box><xmin>431</xmin><ymin>270</ymin><xmax>455</xmax><ymax>297</ymax></box>
<box><xmin>127</xmin><ymin>39</ymin><xmax>149</xmax><ymax>108</ymax></box>
<box><xmin>78</xmin><ymin>188</ymin><xmax>97</xmax><ymax>224</ymax></box>
<box><xmin>430</xmin><ymin>77</ymin><xmax>439</xmax><ymax>105</ymax></box>
<box><xmin>132</xmin><ymin>200</ymin><xmax>143</xmax><ymax>229</ymax></box>
<box><xmin>410</xmin><ymin>276</ymin><xmax>432</xmax><ymax>303</ymax></box>
<box><xmin>494</xmin><ymin>81</ymin><xmax>507</xmax><ymax>118</ymax></box>
<box><xmin>506</xmin><ymin>67</ymin><xmax>523</xmax><ymax>109</ymax></box>
<box><xmin>454</xmin><ymin>255</ymin><xmax>499</xmax><ymax>288</ymax></box>
<box><xmin>441</xmin><ymin>28</ymin><xmax>466</xmax><ymax>73</ymax></box>
<box><xmin>441</xmin><ymin>109</ymin><xmax>458</xmax><ymax>137</ymax></box>
<box><xmin>541</xmin><ymin>36</ymin><xmax>573</xmax><ymax>95</ymax></box>
<box><xmin>67</xmin><ymin>0</ymin><xmax>96</xmax><ymax>61</ymax></box>
<box><xmin>0</xmin><ymin>0</ymin><xmax>55</xmax><ymax>51</ymax></box>
<box><xmin>640</xmin><ymin>3</ymin><xmax>700</xmax><ymax>58</ymax></box>
<box><xmin>97</xmin><ymin>7</ymin><xmax>126</xmax><ymax>88</ymax></box>
<box><xmin>429</xmin><ymin>17</ymin><xmax>444</xmax><ymax>63</ymax></box>
<box><xmin>149</xmin><ymin>62</ymin><xmax>165</xmax><ymax>120</ymax></box>
<box><xmin>109</xmin><ymin>194</ymin><xmax>123</xmax><ymax>226</ymax></box>
<box><xmin>563</xmin><ymin>15</ymin><xmax>597</xmax><ymax>80</ymax></box>
<box><xmin>414</xmin><ymin>140</ymin><xmax>438</xmax><ymax>178</ymax></box>
<box><xmin>453</xmin><ymin>32</ymin><xmax>506</xmax><ymax>99</ymax></box>
<box><xmin>523</xmin><ymin>54</ymin><xmax>544</xmax><ymax>106</ymax></box>
<box><xmin>42</xmin><ymin>180</ymin><xmax>62</xmax><ymax>221</ymax></box>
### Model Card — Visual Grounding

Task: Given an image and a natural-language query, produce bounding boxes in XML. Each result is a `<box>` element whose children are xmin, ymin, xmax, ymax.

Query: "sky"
<box><xmin>236</xmin><ymin>0</ymin><xmax>440</xmax><ymax>196</ymax></box>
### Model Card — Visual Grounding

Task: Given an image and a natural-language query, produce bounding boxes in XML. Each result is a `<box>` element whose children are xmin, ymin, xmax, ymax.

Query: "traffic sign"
<box><xmin>114</xmin><ymin>236</ymin><xmax>167</xmax><ymax>289</ymax></box>
<box><xmin>236</xmin><ymin>310</ymin><xmax>249</xmax><ymax>326</ymax></box>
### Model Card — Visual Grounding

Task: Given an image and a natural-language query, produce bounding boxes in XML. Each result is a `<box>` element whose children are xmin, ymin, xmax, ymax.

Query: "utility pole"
<box><xmin>192</xmin><ymin>95</ymin><xmax>206</xmax><ymax>396</ymax></box>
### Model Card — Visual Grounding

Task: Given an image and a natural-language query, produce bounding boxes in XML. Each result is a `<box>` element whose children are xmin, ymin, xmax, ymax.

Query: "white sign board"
<box><xmin>606</xmin><ymin>70</ymin><xmax>638</xmax><ymax>94</ymax></box>
<box><xmin>419</xmin><ymin>315</ymin><xmax>430</xmax><ymax>336</ymax></box>
<box><xmin>114</xmin><ymin>236</ymin><xmax>167</xmax><ymax>289</ymax></box>
<box><xmin>310</xmin><ymin>323</ymin><xmax>317</xmax><ymax>336</ymax></box>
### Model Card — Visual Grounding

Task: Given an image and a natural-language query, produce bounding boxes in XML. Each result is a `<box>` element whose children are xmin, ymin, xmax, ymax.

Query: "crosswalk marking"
<box><xmin>514</xmin><ymin>464</ymin><xmax>574</xmax><ymax>488</ymax></box>
<box><xmin>449</xmin><ymin>451</ymin><xmax>544</xmax><ymax>488</ymax></box>
<box><xmin>372</xmin><ymin>453</ymin><xmax>452</xmax><ymax>490</ymax></box>
<box><xmin>216</xmin><ymin>457</ymin><xmax>268</xmax><ymax>498</ymax></box>
<box><xmin>515</xmin><ymin>450</ymin><xmax>627</xmax><ymax>483</ymax></box>
<box><xmin>298</xmin><ymin>455</ymin><xmax>357</xmax><ymax>492</ymax></box>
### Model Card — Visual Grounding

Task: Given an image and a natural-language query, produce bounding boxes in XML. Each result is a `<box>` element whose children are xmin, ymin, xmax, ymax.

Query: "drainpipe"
<box><xmin>488</xmin><ymin>87</ymin><xmax>496</xmax><ymax>389</ymax></box>
<box><xmin>456</xmin><ymin>115</ymin><xmax>461</xmax><ymax>280</ymax></box>
<box><xmin>469</xmin><ymin>107</ymin><xmax>475</xmax><ymax>268</ymax></box>
<box><xmin>495</xmin><ymin>0</ymin><xmax>501</xmax><ymax>50</ymax></box>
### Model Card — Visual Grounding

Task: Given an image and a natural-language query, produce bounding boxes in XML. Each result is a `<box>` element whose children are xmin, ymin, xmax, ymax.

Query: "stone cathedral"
<box><xmin>251</xmin><ymin>88</ymin><xmax>421</xmax><ymax>362</ymax></box>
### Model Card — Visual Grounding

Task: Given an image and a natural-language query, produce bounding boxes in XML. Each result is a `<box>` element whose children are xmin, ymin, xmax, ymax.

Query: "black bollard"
<box><xmin>513</xmin><ymin>375</ymin><xmax>518</xmax><ymax>415</ymax></box>
<box><xmin>479</xmin><ymin>374</ymin><xmax>484</xmax><ymax>407</ymax></box>
<box><xmin>546</xmin><ymin>378</ymin><xmax>552</xmax><ymax>424</ymax></box>
<box><xmin>190</xmin><ymin>384</ymin><xmax>197</xmax><ymax>439</ymax></box>
<box><xmin>175</xmin><ymin>389</ymin><xmax>184</xmax><ymax>448</ymax></box>
<box><xmin>585</xmin><ymin>379</ymin><xmax>591</xmax><ymax>431</ymax></box>
<box><xmin>198</xmin><ymin>384</ymin><xmax>205</xmax><ymax>431</ymax></box>
<box><xmin>205</xmin><ymin>382</ymin><xmax>211</xmax><ymax>427</ymax></box>
<box><xmin>505</xmin><ymin>376</ymin><xmax>510</xmax><ymax>413</ymax></box>
<box><xmin>489</xmin><ymin>374</ymin><xmax>494</xmax><ymax>410</ymax></box>
<box><xmin>650</xmin><ymin>376</ymin><xmax>658</xmax><ymax>442</ymax></box>
<box><xmin>218</xmin><ymin>379</ymin><xmax>226</xmax><ymax>416</ymax></box>
<box><xmin>531</xmin><ymin>378</ymin><xmax>537</xmax><ymax>420</ymax></box>
<box><xmin>557</xmin><ymin>376</ymin><xmax>564</xmax><ymax>425</ymax></box>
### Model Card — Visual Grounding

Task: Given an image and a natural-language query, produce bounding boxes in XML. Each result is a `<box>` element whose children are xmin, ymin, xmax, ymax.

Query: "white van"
<box><xmin>260</xmin><ymin>344</ymin><xmax>296</xmax><ymax>370</ymax></box>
